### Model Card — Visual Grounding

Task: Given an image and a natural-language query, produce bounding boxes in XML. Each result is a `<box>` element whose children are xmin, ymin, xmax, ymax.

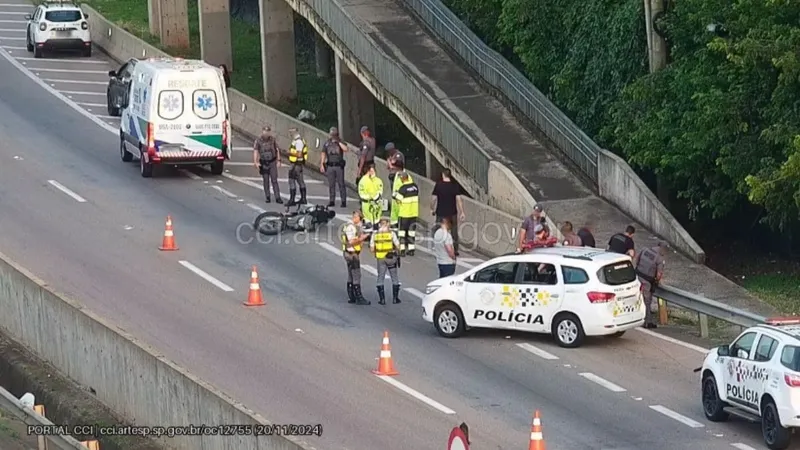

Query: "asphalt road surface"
<box><xmin>0</xmin><ymin>4</ymin><xmax>788</xmax><ymax>449</ymax></box>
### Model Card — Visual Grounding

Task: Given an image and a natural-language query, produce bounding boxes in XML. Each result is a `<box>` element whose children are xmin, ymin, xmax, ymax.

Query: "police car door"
<box><xmin>463</xmin><ymin>261</ymin><xmax>520</xmax><ymax>330</ymax></box>
<box><xmin>514</xmin><ymin>262</ymin><xmax>563</xmax><ymax>332</ymax></box>
<box><xmin>721</xmin><ymin>331</ymin><xmax>761</xmax><ymax>412</ymax></box>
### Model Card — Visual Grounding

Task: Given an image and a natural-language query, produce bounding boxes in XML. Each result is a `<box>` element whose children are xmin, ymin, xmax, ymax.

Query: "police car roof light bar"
<box><xmin>765</xmin><ymin>317</ymin><xmax>800</xmax><ymax>326</ymax></box>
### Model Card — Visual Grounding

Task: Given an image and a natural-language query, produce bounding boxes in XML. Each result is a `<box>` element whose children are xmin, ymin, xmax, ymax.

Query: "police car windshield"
<box><xmin>781</xmin><ymin>345</ymin><xmax>800</xmax><ymax>371</ymax></box>
<box><xmin>45</xmin><ymin>10</ymin><xmax>82</xmax><ymax>22</ymax></box>
<box><xmin>597</xmin><ymin>261</ymin><xmax>637</xmax><ymax>286</ymax></box>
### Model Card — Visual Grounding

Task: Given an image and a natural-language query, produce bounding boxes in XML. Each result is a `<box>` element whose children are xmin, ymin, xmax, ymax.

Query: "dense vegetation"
<box><xmin>444</xmin><ymin>0</ymin><xmax>800</xmax><ymax>247</ymax></box>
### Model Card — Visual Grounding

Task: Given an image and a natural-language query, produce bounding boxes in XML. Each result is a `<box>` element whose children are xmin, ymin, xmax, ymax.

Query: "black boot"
<box><xmin>328</xmin><ymin>200</ymin><xmax>335</xmax><ymax>207</ymax></box>
<box><xmin>265</xmin><ymin>197</ymin><xmax>271</xmax><ymax>203</ymax></box>
<box><xmin>392</xmin><ymin>284</ymin><xmax>401</xmax><ymax>304</ymax></box>
<box><xmin>299</xmin><ymin>188</ymin><xmax>308</xmax><ymax>204</ymax></box>
<box><xmin>340</xmin><ymin>200</ymin><xmax>346</xmax><ymax>208</ymax></box>
<box><xmin>286</xmin><ymin>190</ymin><xmax>297</xmax><ymax>206</ymax></box>
<box><xmin>407</xmin><ymin>249</ymin><xmax>415</xmax><ymax>256</ymax></box>
<box><xmin>347</xmin><ymin>282</ymin><xmax>356</xmax><ymax>304</ymax></box>
<box><xmin>353</xmin><ymin>284</ymin><xmax>370</xmax><ymax>305</ymax></box>
<box><xmin>377</xmin><ymin>286</ymin><xmax>386</xmax><ymax>305</ymax></box>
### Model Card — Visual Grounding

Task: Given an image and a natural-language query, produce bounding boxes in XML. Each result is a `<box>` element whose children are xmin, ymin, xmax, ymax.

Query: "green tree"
<box><xmin>604</xmin><ymin>0</ymin><xmax>800</xmax><ymax>230</ymax></box>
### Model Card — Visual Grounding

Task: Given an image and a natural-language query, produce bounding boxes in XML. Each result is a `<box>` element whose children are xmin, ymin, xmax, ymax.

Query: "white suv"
<box><xmin>26</xmin><ymin>1</ymin><xmax>91</xmax><ymax>58</ymax></box>
<box><xmin>421</xmin><ymin>247</ymin><xmax>645</xmax><ymax>347</ymax></box>
<box><xmin>700</xmin><ymin>318</ymin><xmax>800</xmax><ymax>449</ymax></box>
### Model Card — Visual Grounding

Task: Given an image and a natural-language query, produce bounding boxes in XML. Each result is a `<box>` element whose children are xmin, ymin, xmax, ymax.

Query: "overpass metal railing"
<box><xmin>655</xmin><ymin>285</ymin><xmax>766</xmax><ymax>340</ymax></box>
<box><xmin>0</xmin><ymin>387</ymin><xmax>88</xmax><ymax>449</ymax></box>
<box><xmin>399</xmin><ymin>0</ymin><xmax>600</xmax><ymax>183</ymax></box>
<box><xmin>302</xmin><ymin>0</ymin><xmax>491</xmax><ymax>189</ymax></box>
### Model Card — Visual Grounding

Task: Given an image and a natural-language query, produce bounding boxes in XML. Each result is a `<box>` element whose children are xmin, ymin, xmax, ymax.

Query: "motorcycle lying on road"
<box><xmin>253</xmin><ymin>203</ymin><xmax>336</xmax><ymax>236</ymax></box>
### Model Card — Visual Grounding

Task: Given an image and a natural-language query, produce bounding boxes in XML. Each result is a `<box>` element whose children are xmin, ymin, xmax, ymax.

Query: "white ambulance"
<box><xmin>107</xmin><ymin>57</ymin><xmax>231</xmax><ymax>177</ymax></box>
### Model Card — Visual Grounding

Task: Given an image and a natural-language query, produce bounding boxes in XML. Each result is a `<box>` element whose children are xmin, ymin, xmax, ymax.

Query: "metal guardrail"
<box><xmin>655</xmin><ymin>285</ymin><xmax>766</xmax><ymax>338</ymax></box>
<box><xmin>398</xmin><ymin>0</ymin><xmax>600</xmax><ymax>183</ymax></box>
<box><xmin>299</xmin><ymin>0</ymin><xmax>492</xmax><ymax>189</ymax></box>
<box><xmin>0</xmin><ymin>387</ymin><xmax>88</xmax><ymax>449</ymax></box>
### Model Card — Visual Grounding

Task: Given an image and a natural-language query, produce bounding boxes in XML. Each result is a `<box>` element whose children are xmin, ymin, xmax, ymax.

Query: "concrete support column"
<box><xmin>198</xmin><ymin>0</ymin><xmax>233</xmax><ymax>70</ymax></box>
<box><xmin>425</xmin><ymin>148</ymin><xmax>445</xmax><ymax>180</ymax></box>
<box><xmin>159</xmin><ymin>0</ymin><xmax>190</xmax><ymax>48</ymax></box>
<box><xmin>335</xmin><ymin>56</ymin><xmax>374</xmax><ymax>144</ymax></box>
<box><xmin>147</xmin><ymin>0</ymin><xmax>161</xmax><ymax>37</ymax></box>
<box><xmin>314</xmin><ymin>34</ymin><xmax>332</xmax><ymax>78</ymax></box>
<box><xmin>259</xmin><ymin>0</ymin><xmax>297</xmax><ymax>104</ymax></box>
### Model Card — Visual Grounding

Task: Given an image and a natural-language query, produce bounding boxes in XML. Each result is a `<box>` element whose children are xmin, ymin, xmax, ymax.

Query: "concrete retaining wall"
<box><xmin>0</xmin><ymin>252</ymin><xmax>314</xmax><ymax>450</ymax></box>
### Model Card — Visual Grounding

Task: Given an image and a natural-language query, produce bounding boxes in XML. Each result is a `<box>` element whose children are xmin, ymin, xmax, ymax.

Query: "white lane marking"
<box><xmin>634</xmin><ymin>328</ymin><xmax>709</xmax><ymax>354</ymax></box>
<box><xmin>649</xmin><ymin>405</ymin><xmax>704</xmax><ymax>428</ymax></box>
<box><xmin>42</xmin><ymin>78</ymin><xmax>106</xmax><ymax>84</ymax></box>
<box><xmin>404</xmin><ymin>287</ymin><xmax>424</xmax><ymax>299</ymax></box>
<box><xmin>1</xmin><ymin>44</ymin><xmax>23</xmax><ymax>49</ymax></box>
<box><xmin>224</xmin><ymin>161</ymin><xmax>252</xmax><ymax>166</ymax></box>
<box><xmin>516</xmin><ymin>343</ymin><xmax>559</xmax><ymax>361</ymax></box>
<box><xmin>0</xmin><ymin>27</ymin><xmax>22</xmax><ymax>31</ymax></box>
<box><xmin>178</xmin><ymin>261</ymin><xmax>234</xmax><ymax>292</ymax></box>
<box><xmin>0</xmin><ymin>36</ymin><xmax>24</xmax><ymax>40</ymax></box>
<box><xmin>730</xmin><ymin>444</ymin><xmax>758</xmax><ymax>450</ymax></box>
<box><xmin>16</xmin><ymin>56</ymin><xmax>108</xmax><ymax>63</ymax></box>
<box><xmin>375</xmin><ymin>375</ymin><xmax>455</xmax><ymax>415</ymax></box>
<box><xmin>33</xmin><ymin>67</ymin><xmax>108</xmax><ymax>74</ymax></box>
<box><xmin>412</xmin><ymin>245</ymin><xmax>474</xmax><ymax>269</ymax></box>
<box><xmin>578</xmin><ymin>372</ymin><xmax>627</xmax><ymax>392</ymax></box>
<box><xmin>60</xmin><ymin>90</ymin><xmax>104</xmax><ymax>96</ymax></box>
<box><xmin>212</xmin><ymin>185</ymin><xmax>237</xmax><ymax>198</ymax></box>
<box><xmin>317</xmin><ymin>242</ymin><xmax>389</xmax><ymax>279</ymax></box>
<box><xmin>76</xmin><ymin>102</ymin><xmax>105</xmax><ymax>107</ymax></box>
<box><xmin>240</xmin><ymin>176</ymin><xmax>323</xmax><ymax>184</ymax></box>
<box><xmin>178</xmin><ymin>169</ymin><xmax>202</xmax><ymax>180</ymax></box>
<box><xmin>0</xmin><ymin>3</ymin><xmax>34</xmax><ymax>6</ymax></box>
<box><xmin>232</xmin><ymin>146</ymin><xmax>252</xmax><ymax>151</ymax></box>
<box><xmin>95</xmin><ymin>115</ymin><xmax>120</xmax><ymax>120</ymax></box>
<box><xmin>47</xmin><ymin>179</ymin><xmax>86</xmax><ymax>203</ymax></box>
<box><xmin>246</xmin><ymin>203</ymin><xmax>266</xmax><ymax>213</ymax></box>
<box><xmin>222</xmin><ymin>172</ymin><xmax>357</xmax><ymax>202</ymax></box>
<box><xmin>0</xmin><ymin>20</ymin><xmax>25</xmax><ymax>23</ymax></box>
<box><xmin>458</xmin><ymin>257</ymin><xmax>483</xmax><ymax>263</ymax></box>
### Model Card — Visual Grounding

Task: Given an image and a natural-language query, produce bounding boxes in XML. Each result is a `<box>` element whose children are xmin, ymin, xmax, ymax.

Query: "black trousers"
<box><xmin>397</xmin><ymin>217</ymin><xmax>416</xmax><ymax>251</ymax></box>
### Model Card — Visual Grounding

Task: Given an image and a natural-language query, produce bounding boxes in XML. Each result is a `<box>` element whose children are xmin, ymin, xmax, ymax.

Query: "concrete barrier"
<box><xmin>0</xmin><ymin>252</ymin><xmax>314</xmax><ymax>450</ymax></box>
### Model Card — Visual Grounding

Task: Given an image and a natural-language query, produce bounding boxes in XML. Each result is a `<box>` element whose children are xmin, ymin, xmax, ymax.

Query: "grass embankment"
<box><xmin>82</xmin><ymin>0</ymin><xmax>425</xmax><ymax>171</ymax></box>
<box><xmin>741</xmin><ymin>274</ymin><xmax>800</xmax><ymax>315</ymax></box>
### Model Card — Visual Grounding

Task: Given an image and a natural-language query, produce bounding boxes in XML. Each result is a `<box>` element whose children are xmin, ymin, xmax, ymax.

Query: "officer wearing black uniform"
<box><xmin>356</xmin><ymin>125</ymin><xmax>376</xmax><ymax>184</ymax></box>
<box><xmin>252</xmin><ymin>126</ymin><xmax>283</xmax><ymax>204</ymax></box>
<box><xmin>320</xmin><ymin>127</ymin><xmax>348</xmax><ymax>208</ymax></box>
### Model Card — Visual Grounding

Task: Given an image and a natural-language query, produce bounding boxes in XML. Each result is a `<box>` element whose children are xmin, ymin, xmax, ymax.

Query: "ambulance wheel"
<box><xmin>433</xmin><ymin>302</ymin><xmax>465</xmax><ymax>338</ymax></box>
<box><xmin>552</xmin><ymin>313</ymin><xmax>585</xmax><ymax>348</ymax></box>
<box><xmin>119</xmin><ymin>136</ymin><xmax>132</xmax><ymax>162</ymax></box>
<box><xmin>107</xmin><ymin>93</ymin><xmax>120</xmax><ymax>116</ymax></box>
<box><xmin>254</xmin><ymin>212</ymin><xmax>283</xmax><ymax>236</ymax></box>
<box><xmin>139</xmin><ymin>149</ymin><xmax>153</xmax><ymax>178</ymax></box>
<box><xmin>82</xmin><ymin>45</ymin><xmax>92</xmax><ymax>57</ymax></box>
<box><xmin>701</xmin><ymin>374</ymin><xmax>729</xmax><ymax>422</ymax></box>
<box><xmin>33</xmin><ymin>46</ymin><xmax>43</xmax><ymax>58</ymax></box>
<box><xmin>762</xmin><ymin>400</ymin><xmax>792</xmax><ymax>450</ymax></box>
<box><xmin>210</xmin><ymin>160</ymin><xmax>224</xmax><ymax>175</ymax></box>
<box><xmin>26</xmin><ymin>33</ymin><xmax>33</xmax><ymax>52</ymax></box>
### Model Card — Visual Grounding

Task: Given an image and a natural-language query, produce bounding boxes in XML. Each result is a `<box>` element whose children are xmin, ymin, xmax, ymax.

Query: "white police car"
<box><xmin>421</xmin><ymin>247</ymin><xmax>645</xmax><ymax>348</ymax></box>
<box><xmin>25</xmin><ymin>1</ymin><xmax>91</xmax><ymax>59</ymax></box>
<box><xmin>699</xmin><ymin>317</ymin><xmax>800</xmax><ymax>449</ymax></box>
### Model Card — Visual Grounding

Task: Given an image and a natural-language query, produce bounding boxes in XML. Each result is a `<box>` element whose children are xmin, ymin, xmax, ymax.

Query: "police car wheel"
<box><xmin>434</xmin><ymin>303</ymin><xmax>465</xmax><ymax>338</ymax></box>
<box><xmin>552</xmin><ymin>313</ymin><xmax>585</xmax><ymax>348</ymax></box>
<box><xmin>701</xmin><ymin>374</ymin><xmax>729</xmax><ymax>422</ymax></box>
<box><xmin>762</xmin><ymin>401</ymin><xmax>792</xmax><ymax>450</ymax></box>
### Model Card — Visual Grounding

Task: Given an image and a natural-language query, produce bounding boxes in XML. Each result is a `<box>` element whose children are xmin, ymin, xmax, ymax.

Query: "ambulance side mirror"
<box><xmin>716</xmin><ymin>345</ymin><xmax>729</xmax><ymax>357</ymax></box>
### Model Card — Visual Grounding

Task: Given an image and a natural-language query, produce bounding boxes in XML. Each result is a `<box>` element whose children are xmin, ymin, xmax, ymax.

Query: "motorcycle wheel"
<box><xmin>301</xmin><ymin>214</ymin><xmax>317</xmax><ymax>232</ymax></box>
<box><xmin>254</xmin><ymin>212</ymin><xmax>284</xmax><ymax>236</ymax></box>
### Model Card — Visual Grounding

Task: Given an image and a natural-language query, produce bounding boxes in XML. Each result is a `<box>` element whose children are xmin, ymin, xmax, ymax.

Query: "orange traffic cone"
<box><xmin>158</xmin><ymin>215</ymin><xmax>178</xmax><ymax>251</ymax></box>
<box><xmin>372</xmin><ymin>331</ymin><xmax>399</xmax><ymax>376</ymax></box>
<box><xmin>81</xmin><ymin>441</ymin><xmax>100</xmax><ymax>449</ymax></box>
<box><xmin>243</xmin><ymin>266</ymin><xmax>265</xmax><ymax>307</ymax></box>
<box><xmin>528</xmin><ymin>410</ymin><xmax>545</xmax><ymax>450</ymax></box>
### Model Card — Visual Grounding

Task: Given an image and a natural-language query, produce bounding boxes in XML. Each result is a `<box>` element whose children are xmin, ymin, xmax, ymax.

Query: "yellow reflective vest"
<box><xmin>372</xmin><ymin>231</ymin><xmax>395</xmax><ymax>259</ymax></box>
<box><xmin>288</xmin><ymin>139</ymin><xmax>308</xmax><ymax>164</ymax></box>
<box><xmin>358</xmin><ymin>174</ymin><xmax>383</xmax><ymax>202</ymax></box>
<box><xmin>393</xmin><ymin>179</ymin><xmax>419</xmax><ymax>218</ymax></box>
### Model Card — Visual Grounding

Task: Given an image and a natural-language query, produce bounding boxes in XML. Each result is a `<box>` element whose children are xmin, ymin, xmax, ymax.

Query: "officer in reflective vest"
<box><xmin>392</xmin><ymin>171</ymin><xmax>419</xmax><ymax>256</ymax></box>
<box><xmin>286</xmin><ymin>128</ymin><xmax>309</xmax><ymax>206</ymax></box>
<box><xmin>370</xmin><ymin>218</ymin><xmax>402</xmax><ymax>305</ymax></box>
<box><xmin>357</xmin><ymin>163</ymin><xmax>384</xmax><ymax>232</ymax></box>
<box><xmin>634</xmin><ymin>242</ymin><xmax>666</xmax><ymax>328</ymax></box>
<box><xmin>341</xmin><ymin>211</ymin><xmax>370</xmax><ymax>305</ymax></box>
<box><xmin>320</xmin><ymin>127</ymin><xmax>348</xmax><ymax>208</ymax></box>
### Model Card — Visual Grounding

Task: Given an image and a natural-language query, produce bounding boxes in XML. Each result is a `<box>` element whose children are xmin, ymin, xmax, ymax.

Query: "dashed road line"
<box><xmin>412</xmin><ymin>244</ymin><xmax>474</xmax><ymax>269</ymax></box>
<box><xmin>578</xmin><ymin>372</ymin><xmax>627</xmax><ymax>393</ymax></box>
<box><xmin>0</xmin><ymin>20</ymin><xmax>25</xmax><ymax>24</ymax></box>
<box><xmin>246</xmin><ymin>203</ymin><xmax>266</xmax><ymax>213</ymax></box>
<box><xmin>47</xmin><ymin>179</ymin><xmax>86</xmax><ymax>203</ymax></box>
<box><xmin>178</xmin><ymin>261</ymin><xmax>234</xmax><ymax>292</ymax></box>
<box><xmin>95</xmin><ymin>114</ymin><xmax>120</xmax><ymax>120</ymax></box>
<box><xmin>240</xmin><ymin>176</ymin><xmax>323</xmax><ymax>184</ymax></box>
<box><xmin>211</xmin><ymin>185</ymin><xmax>237</xmax><ymax>199</ymax></box>
<box><xmin>1</xmin><ymin>45</ymin><xmax>23</xmax><ymax>49</ymax></box>
<box><xmin>0</xmin><ymin>36</ymin><xmax>24</xmax><ymax>40</ymax></box>
<box><xmin>648</xmin><ymin>405</ymin><xmax>704</xmax><ymax>428</ymax></box>
<box><xmin>375</xmin><ymin>375</ymin><xmax>456</xmax><ymax>415</ymax></box>
<box><xmin>404</xmin><ymin>287</ymin><xmax>425</xmax><ymax>299</ymax></box>
<box><xmin>76</xmin><ymin>102</ymin><xmax>105</xmax><ymax>107</ymax></box>
<box><xmin>60</xmin><ymin>90</ymin><xmax>104</xmax><ymax>96</ymax></box>
<box><xmin>635</xmin><ymin>327</ymin><xmax>709</xmax><ymax>354</ymax></box>
<box><xmin>516</xmin><ymin>343</ymin><xmax>559</xmax><ymax>360</ymax></box>
<box><xmin>221</xmin><ymin>172</ymin><xmax>357</xmax><ymax>202</ymax></box>
<box><xmin>0</xmin><ymin>27</ymin><xmax>22</xmax><ymax>31</ymax></box>
<box><xmin>730</xmin><ymin>443</ymin><xmax>757</xmax><ymax>450</ymax></box>
<box><xmin>177</xmin><ymin>169</ymin><xmax>202</xmax><ymax>180</ymax></box>
<box><xmin>33</xmin><ymin>67</ymin><xmax>108</xmax><ymax>74</ymax></box>
<box><xmin>43</xmin><ymin>78</ymin><xmax>106</xmax><ymax>84</ymax></box>
<box><xmin>16</xmin><ymin>56</ymin><xmax>107</xmax><ymax>63</ymax></box>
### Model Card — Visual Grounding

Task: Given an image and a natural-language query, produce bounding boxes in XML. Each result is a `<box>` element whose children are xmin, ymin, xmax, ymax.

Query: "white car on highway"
<box><xmin>421</xmin><ymin>247</ymin><xmax>645</xmax><ymax>347</ymax></box>
<box><xmin>699</xmin><ymin>318</ymin><xmax>800</xmax><ymax>449</ymax></box>
<box><xmin>25</xmin><ymin>1</ymin><xmax>91</xmax><ymax>59</ymax></box>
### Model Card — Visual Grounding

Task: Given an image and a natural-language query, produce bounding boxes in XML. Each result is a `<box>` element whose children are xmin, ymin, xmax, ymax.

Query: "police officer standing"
<box><xmin>342</xmin><ymin>211</ymin><xmax>370</xmax><ymax>305</ymax></box>
<box><xmin>320</xmin><ymin>127</ymin><xmax>348</xmax><ymax>208</ymax></box>
<box><xmin>286</xmin><ymin>128</ymin><xmax>309</xmax><ymax>206</ymax></box>
<box><xmin>371</xmin><ymin>218</ymin><xmax>402</xmax><ymax>305</ymax></box>
<box><xmin>635</xmin><ymin>242</ymin><xmax>666</xmax><ymax>329</ymax></box>
<box><xmin>252</xmin><ymin>126</ymin><xmax>283</xmax><ymax>204</ymax></box>
<box><xmin>356</xmin><ymin>125</ymin><xmax>376</xmax><ymax>183</ymax></box>
<box><xmin>392</xmin><ymin>171</ymin><xmax>420</xmax><ymax>256</ymax></box>
<box><xmin>386</xmin><ymin>142</ymin><xmax>404</xmax><ymax>230</ymax></box>
<box><xmin>358</xmin><ymin>164</ymin><xmax>384</xmax><ymax>232</ymax></box>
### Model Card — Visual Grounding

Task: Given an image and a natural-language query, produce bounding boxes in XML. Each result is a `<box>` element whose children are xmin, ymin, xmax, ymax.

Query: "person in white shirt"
<box><xmin>432</xmin><ymin>217</ymin><xmax>457</xmax><ymax>278</ymax></box>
